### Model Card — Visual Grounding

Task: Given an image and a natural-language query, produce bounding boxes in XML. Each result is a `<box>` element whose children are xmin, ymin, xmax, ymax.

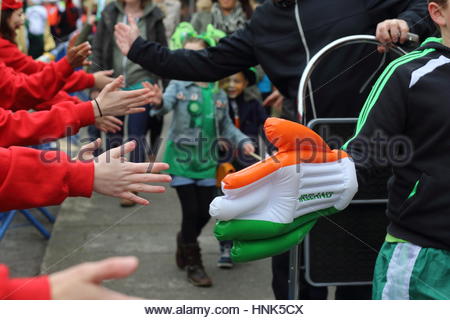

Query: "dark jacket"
<box><xmin>90</xmin><ymin>1</ymin><xmax>167</xmax><ymax>74</ymax></box>
<box><xmin>128</xmin><ymin>0</ymin><xmax>434</xmax><ymax>119</ymax></box>
<box><xmin>228</xmin><ymin>93</ymin><xmax>267</xmax><ymax>138</ymax></box>
<box><xmin>344</xmin><ymin>38</ymin><xmax>450</xmax><ymax>250</ymax></box>
<box><xmin>228</xmin><ymin>93</ymin><xmax>268</xmax><ymax>169</ymax></box>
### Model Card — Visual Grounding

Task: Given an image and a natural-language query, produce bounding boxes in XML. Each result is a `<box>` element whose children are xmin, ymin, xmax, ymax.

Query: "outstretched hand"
<box><xmin>49</xmin><ymin>256</ymin><xmax>141</xmax><ymax>299</ymax></box>
<box><xmin>95</xmin><ymin>76</ymin><xmax>154</xmax><ymax>117</ymax></box>
<box><xmin>93</xmin><ymin>70</ymin><xmax>115</xmax><ymax>89</ymax></box>
<box><xmin>75</xmin><ymin>138</ymin><xmax>102</xmax><ymax>161</ymax></box>
<box><xmin>93</xmin><ymin>141</ymin><xmax>171</xmax><ymax>205</ymax></box>
<box><xmin>143</xmin><ymin>82</ymin><xmax>163</xmax><ymax>106</ymax></box>
<box><xmin>66</xmin><ymin>33</ymin><xmax>92</xmax><ymax>69</ymax></box>
<box><xmin>95</xmin><ymin>116</ymin><xmax>123</xmax><ymax>133</ymax></box>
<box><xmin>114</xmin><ymin>15</ymin><xmax>140</xmax><ymax>56</ymax></box>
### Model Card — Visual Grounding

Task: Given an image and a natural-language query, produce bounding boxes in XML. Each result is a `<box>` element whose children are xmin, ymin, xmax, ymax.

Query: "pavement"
<box><xmin>40</xmin><ymin>187</ymin><xmax>274</xmax><ymax>300</ymax></box>
<box><xmin>2</xmin><ymin>114</ymin><xmax>274</xmax><ymax>300</ymax></box>
<box><xmin>0</xmin><ymin>206</ymin><xmax>59</xmax><ymax>278</ymax></box>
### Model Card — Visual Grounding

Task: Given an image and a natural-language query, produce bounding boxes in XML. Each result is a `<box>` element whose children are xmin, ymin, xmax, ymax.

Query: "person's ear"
<box><xmin>429</xmin><ymin>2</ymin><xmax>447</xmax><ymax>27</ymax></box>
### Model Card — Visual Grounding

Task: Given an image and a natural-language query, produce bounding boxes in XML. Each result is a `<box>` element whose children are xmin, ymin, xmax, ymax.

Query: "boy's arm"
<box><xmin>342</xmin><ymin>63</ymin><xmax>409</xmax><ymax>187</ymax></box>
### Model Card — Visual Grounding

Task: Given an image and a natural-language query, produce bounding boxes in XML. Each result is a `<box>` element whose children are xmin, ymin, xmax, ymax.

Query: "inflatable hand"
<box><xmin>209</xmin><ymin>118</ymin><xmax>358</xmax><ymax>262</ymax></box>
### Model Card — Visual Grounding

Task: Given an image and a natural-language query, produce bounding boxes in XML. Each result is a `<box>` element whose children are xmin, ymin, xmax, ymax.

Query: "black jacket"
<box><xmin>128</xmin><ymin>0</ymin><xmax>434</xmax><ymax>119</ymax></box>
<box><xmin>90</xmin><ymin>2</ymin><xmax>167</xmax><ymax>74</ymax></box>
<box><xmin>228</xmin><ymin>94</ymin><xmax>268</xmax><ymax>169</ymax></box>
<box><xmin>229</xmin><ymin>94</ymin><xmax>267</xmax><ymax>138</ymax></box>
<box><xmin>344</xmin><ymin>38</ymin><xmax>450</xmax><ymax>250</ymax></box>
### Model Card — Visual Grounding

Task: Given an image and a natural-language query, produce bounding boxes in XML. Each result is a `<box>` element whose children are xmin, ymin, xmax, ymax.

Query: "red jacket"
<box><xmin>0</xmin><ymin>38</ymin><xmax>95</xmax><ymax>93</ymax></box>
<box><xmin>0</xmin><ymin>265</ymin><xmax>50</xmax><ymax>300</ymax></box>
<box><xmin>0</xmin><ymin>101</ymin><xmax>95</xmax><ymax>147</ymax></box>
<box><xmin>33</xmin><ymin>90</ymin><xmax>83</xmax><ymax>111</ymax></box>
<box><xmin>0</xmin><ymin>145</ymin><xmax>94</xmax><ymax>299</ymax></box>
<box><xmin>0</xmin><ymin>39</ymin><xmax>97</xmax><ymax>299</ymax></box>
<box><xmin>0</xmin><ymin>145</ymin><xmax>94</xmax><ymax>211</ymax></box>
<box><xmin>0</xmin><ymin>59</ymin><xmax>76</xmax><ymax>110</ymax></box>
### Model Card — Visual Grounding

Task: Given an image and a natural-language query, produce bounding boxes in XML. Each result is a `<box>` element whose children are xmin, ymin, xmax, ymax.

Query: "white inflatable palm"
<box><xmin>210</xmin><ymin>118</ymin><xmax>358</xmax><ymax>262</ymax></box>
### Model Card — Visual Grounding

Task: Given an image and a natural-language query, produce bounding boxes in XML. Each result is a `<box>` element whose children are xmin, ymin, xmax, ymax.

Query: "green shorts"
<box><xmin>373</xmin><ymin>241</ymin><xmax>450</xmax><ymax>299</ymax></box>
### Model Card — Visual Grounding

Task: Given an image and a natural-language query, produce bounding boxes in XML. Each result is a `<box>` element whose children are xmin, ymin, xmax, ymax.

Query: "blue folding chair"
<box><xmin>0</xmin><ymin>207</ymin><xmax>55</xmax><ymax>241</ymax></box>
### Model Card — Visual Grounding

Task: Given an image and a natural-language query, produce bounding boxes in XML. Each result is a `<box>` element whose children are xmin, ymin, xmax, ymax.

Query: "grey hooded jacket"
<box><xmin>90</xmin><ymin>1</ymin><xmax>167</xmax><ymax>86</ymax></box>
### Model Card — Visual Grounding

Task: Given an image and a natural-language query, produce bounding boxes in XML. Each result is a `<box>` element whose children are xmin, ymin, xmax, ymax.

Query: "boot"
<box><xmin>183</xmin><ymin>242</ymin><xmax>213</xmax><ymax>287</ymax></box>
<box><xmin>176</xmin><ymin>232</ymin><xmax>186</xmax><ymax>269</ymax></box>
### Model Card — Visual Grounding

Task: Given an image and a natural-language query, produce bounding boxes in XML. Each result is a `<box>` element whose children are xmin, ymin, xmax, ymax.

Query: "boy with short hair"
<box><xmin>225</xmin><ymin>68</ymin><xmax>267</xmax><ymax>169</ymax></box>
<box><xmin>344</xmin><ymin>0</ymin><xmax>450</xmax><ymax>299</ymax></box>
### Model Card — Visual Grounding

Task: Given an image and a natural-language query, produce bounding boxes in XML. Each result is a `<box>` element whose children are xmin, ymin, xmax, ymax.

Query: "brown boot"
<box><xmin>183</xmin><ymin>243</ymin><xmax>212</xmax><ymax>287</ymax></box>
<box><xmin>176</xmin><ymin>232</ymin><xmax>186</xmax><ymax>270</ymax></box>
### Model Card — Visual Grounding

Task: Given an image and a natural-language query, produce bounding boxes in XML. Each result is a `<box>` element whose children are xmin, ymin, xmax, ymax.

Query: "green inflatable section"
<box><xmin>230</xmin><ymin>220</ymin><xmax>317</xmax><ymax>263</ymax></box>
<box><xmin>214</xmin><ymin>207</ymin><xmax>338</xmax><ymax>241</ymax></box>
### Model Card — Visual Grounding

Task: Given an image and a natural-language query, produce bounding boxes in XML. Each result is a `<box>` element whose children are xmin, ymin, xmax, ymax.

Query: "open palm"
<box><xmin>114</xmin><ymin>15</ymin><xmax>140</xmax><ymax>56</ymax></box>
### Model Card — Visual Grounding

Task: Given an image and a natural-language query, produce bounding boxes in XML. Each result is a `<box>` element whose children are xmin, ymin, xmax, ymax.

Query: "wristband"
<box><xmin>94</xmin><ymin>98</ymin><xmax>103</xmax><ymax>117</ymax></box>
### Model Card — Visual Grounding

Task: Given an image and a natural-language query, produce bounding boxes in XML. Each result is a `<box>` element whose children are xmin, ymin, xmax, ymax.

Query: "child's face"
<box><xmin>8</xmin><ymin>9</ymin><xmax>25</xmax><ymax>31</ymax></box>
<box><xmin>226</xmin><ymin>72</ymin><xmax>248</xmax><ymax>99</ymax></box>
<box><xmin>219</xmin><ymin>0</ymin><xmax>237</xmax><ymax>11</ymax></box>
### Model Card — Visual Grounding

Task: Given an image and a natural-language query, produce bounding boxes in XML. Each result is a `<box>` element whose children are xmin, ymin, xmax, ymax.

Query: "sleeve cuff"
<box><xmin>56</xmin><ymin>57</ymin><xmax>75</xmax><ymax>79</ymax></box>
<box><xmin>7</xmin><ymin>275</ymin><xmax>51</xmax><ymax>300</ymax></box>
<box><xmin>128</xmin><ymin>36</ymin><xmax>145</xmax><ymax>62</ymax></box>
<box><xmin>85</xmin><ymin>73</ymin><xmax>95</xmax><ymax>88</ymax></box>
<box><xmin>75</xmin><ymin>101</ymin><xmax>96</xmax><ymax>127</ymax></box>
<box><xmin>67</xmin><ymin>160</ymin><xmax>95</xmax><ymax>198</ymax></box>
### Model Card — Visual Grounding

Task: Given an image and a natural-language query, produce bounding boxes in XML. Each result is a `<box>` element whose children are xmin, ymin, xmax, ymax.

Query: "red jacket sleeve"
<box><xmin>0</xmin><ymin>146</ymin><xmax>94</xmax><ymax>211</ymax></box>
<box><xmin>33</xmin><ymin>91</ymin><xmax>82</xmax><ymax>111</ymax></box>
<box><xmin>0</xmin><ymin>265</ymin><xmax>50</xmax><ymax>300</ymax></box>
<box><xmin>0</xmin><ymin>38</ymin><xmax>95</xmax><ymax>93</ymax></box>
<box><xmin>0</xmin><ymin>101</ymin><xmax>95</xmax><ymax>148</ymax></box>
<box><xmin>0</xmin><ymin>38</ymin><xmax>45</xmax><ymax>74</ymax></box>
<box><xmin>0</xmin><ymin>59</ymin><xmax>74</xmax><ymax>111</ymax></box>
<box><xmin>63</xmin><ymin>71</ymin><xmax>95</xmax><ymax>93</ymax></box>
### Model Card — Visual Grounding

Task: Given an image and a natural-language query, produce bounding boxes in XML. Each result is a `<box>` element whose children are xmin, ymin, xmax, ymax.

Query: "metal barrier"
<box><xmin>288</xmin><ymin>35</ymin><xmax>411</xmax><ymax>299</ymax></box>
<box><xmin>304</xmin><ymin>118</ymin><xmax>388</xmax><ymax>288</ymax></box>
